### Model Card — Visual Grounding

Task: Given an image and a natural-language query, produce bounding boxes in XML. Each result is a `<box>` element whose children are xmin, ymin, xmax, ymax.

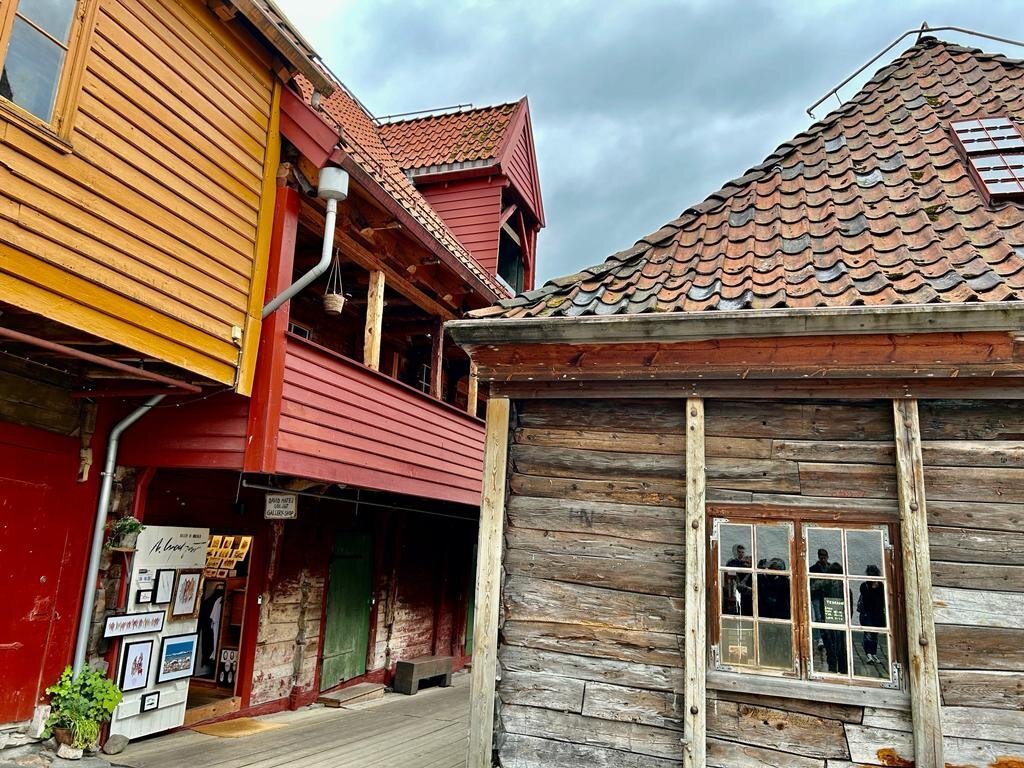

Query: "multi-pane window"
<box><xmin>711</xmin><ymin>516</ymin><xmax>900</xmax><ymax>689</ymax></box>
<box><xmin>950</xmin><ymin>117</ymin><xmax>1024</xmax><ymax>201</ymax></box>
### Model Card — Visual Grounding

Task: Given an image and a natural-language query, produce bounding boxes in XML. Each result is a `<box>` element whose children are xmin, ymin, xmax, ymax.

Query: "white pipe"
<box><xmin>73</xmin><ymin>394</ymin><xmax>165</xmax><ymax>674</ymax></box>
<box><xmin>262</xmin><ymin>197</ymin><xmax>337</xmax><ymax>318</ymax></box>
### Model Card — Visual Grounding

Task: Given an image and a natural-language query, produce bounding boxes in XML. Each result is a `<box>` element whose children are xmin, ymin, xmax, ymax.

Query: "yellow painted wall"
<box><xmin>0</xmin><ymin>0</ymin><xmax>278</xmax><ymax>392</ymax></box>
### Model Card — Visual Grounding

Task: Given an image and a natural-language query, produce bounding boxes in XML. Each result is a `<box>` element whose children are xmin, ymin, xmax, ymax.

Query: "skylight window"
<box><xmin>950</xmin><ymin>116</ymin><xmax>1024</xmax><ymax>202</ymax></box>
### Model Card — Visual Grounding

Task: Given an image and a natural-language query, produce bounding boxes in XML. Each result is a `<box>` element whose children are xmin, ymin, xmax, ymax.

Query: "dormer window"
<box><xmin>951</xmin><ymin>117</ymin><xmax>1024</xmax><ymax>202</ymax></box>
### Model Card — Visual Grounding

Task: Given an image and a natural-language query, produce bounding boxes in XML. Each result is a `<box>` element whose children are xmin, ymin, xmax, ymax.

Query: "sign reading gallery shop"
<box><xmin>264</xmin><ymin>492</ymin><xmax>298</xmax><ymax>520</ymax></box>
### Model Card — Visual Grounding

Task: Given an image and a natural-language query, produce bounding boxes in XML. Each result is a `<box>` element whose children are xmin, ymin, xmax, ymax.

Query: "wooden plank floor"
<box><xmin>118</xmin><ymin>676</ymin><xmax>469</xmax><ymax>768</ymax></box>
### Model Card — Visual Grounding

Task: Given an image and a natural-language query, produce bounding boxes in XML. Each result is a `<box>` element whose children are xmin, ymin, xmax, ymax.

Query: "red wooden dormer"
<box><xmin>380</xmin><ymin>99</ymin><xmax>544</xmax><ymax>293</ymax></box>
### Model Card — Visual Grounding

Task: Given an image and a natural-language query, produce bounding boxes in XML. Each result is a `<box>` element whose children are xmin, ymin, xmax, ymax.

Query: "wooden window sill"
<box><xmin>0</xmin><ymin>107</ymin><xmax>73</xmax><ymax>154</ymax></box>
<box><xmin>706</xmin><ymin>670</ymin><xmax>910</xmax><ymax>711</ymax></box>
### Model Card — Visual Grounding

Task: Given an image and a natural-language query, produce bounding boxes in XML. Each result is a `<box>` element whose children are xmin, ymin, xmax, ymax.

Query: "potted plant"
<box><xmin>105</xmin><ymin>514</ymin><xmax>145</xmax><ymax>550</ymax></box>
<box><xmin>44</xmin><ymin>666</ymin><xmax>122</xmax><ymax>752</ymax></box>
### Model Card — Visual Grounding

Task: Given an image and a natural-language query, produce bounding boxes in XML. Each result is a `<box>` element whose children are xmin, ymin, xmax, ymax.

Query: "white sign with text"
<box><xmin>264</xmin><ymin>493</ymin><xmax>298</xmax><ymax>519</ymax></box>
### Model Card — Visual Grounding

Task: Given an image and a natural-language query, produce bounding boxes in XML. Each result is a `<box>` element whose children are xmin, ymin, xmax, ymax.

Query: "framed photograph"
<box><xmin>237</xmin><ymin>537</ymin><xmax>251</xmax><ymax>553</ymax></box>
<box><xmin>221</xmin><ymin>536</ymin><xmax>235</xmax><ymax>550</ymax></box>
<box><xmin>215</xmin><ymin>569</ymin><xmax>229</xmax><ymax>578</ymax></box>
<box><xmin>140</xmin><ymin>690</ymin><xmax>160</xmax><ymax>713</ymax></box>
<box><xmin>209</xmin><ymin>535</ymin><xmax>223</xmax><ymax>550</ymax></box>
<box><xmin>206</xmin><ymin>557</ymin><xmax>222</xmax><ymax>569</ymax></box>
<box><xmin>157</xmin><ymin>633</ymin><xmax>198</xmax><ymax>682</ymax></box>
<box><xmin>153</xmin><ymin>569</ymin><xmax>176</xmax><ymax>605</ymax></box>
<box><xmin>119</xmin><ymin>639</ymin><xmax>153</xmax><ymax>692</ymax></box>
<box><xmin>103</xmin><ymin>611</ymin><xmax>164</xmax><ymax>638</ymax></box>
<box><xmin>170</xmin><ymin>570</ymin><xmax>202</xmax><ymax>618</ymax></box>
<box><xmin>136</xmin><ymin>589</ymin><xmax>153</xmax><ymax>605</ymax></box>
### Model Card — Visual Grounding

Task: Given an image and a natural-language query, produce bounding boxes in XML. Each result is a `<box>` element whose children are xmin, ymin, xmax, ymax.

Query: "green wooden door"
<box><xmin>320</xmin><ymin>532</ymin><xmax>373</xmax><ymax>690</ymax></box>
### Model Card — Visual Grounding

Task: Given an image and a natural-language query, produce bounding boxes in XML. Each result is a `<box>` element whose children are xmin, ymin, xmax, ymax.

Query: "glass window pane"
<box><xmin>758</xmin><ymin>621</ymin><xmax>793</xmax><ymax>670</ymax></box>
<box><xmin>721</xmin><ymin>618</ymin><xmax>755</xmax><ymax>667</ymax></box>
<box><xmin>851</xmin><ymin>579</ymin><xmax>887</xmax><ymax>628</ymax></box>
<box><xmin>755</xmin><ymin>524</ymin><xmax>790</xmax><ymax>570</ymax></box>
<box><xmin>807</xmin><ymin>528</ymin><xmax>843</xmax><ymax>574</ymax></box>
<box><xmin>811</xmin><ymin>628</ymin><xmax>848</xmax><ymax>675</ymax></box>
<box><xmin>720</xmin><ymin>523</ymin><xmax>751</xmax><ymax>568</ymax></box>
<box><xmin>1</xmin><ymin>17</ymin><xmax>65</xmax><ymax>121</ymax></box>
<box><xmin>756</xmin><ymin>573</ymin><xmax>790</xmax><ymax>619</ymax></box>
<box><xmin>17</xmin><ymin>0</ymin><xmax>78</xmax><ymax>44</ymax></box>
<box><xmin>810</xmin><ymin>578</ymin><xmax>845</xmax><ymax>624</ymax></box>
<box><xmin>722</xmin><ymin>572</ymin><xmax>753</xmax><ymax>616</ymax></box>
<box><xmin>852</xmin><ymin>631</ymin><xmax>889</xmax><ymax>679</ymax></box>
<box><xmin>846</xmin><ymin>529</ymin><xmax>883</xmax><ymax>578</ymax></box>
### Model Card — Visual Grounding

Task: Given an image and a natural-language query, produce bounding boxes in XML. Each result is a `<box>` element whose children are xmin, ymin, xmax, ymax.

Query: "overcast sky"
<box><xmin>276</xmin><ymin>0</ymin><xmax>1024</xmax><ymax>284</ymax></box>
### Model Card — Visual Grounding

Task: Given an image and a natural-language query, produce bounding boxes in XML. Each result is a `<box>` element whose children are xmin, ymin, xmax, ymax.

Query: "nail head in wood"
<box><xmin>690</xmin><ymin>705</ymin><xmax>699</xmax><ymax>715</ymax></box>
<box><xmin>691</xmin><ymin>520</ymin><xmax>699</xmax><ymax>529</ymax></box>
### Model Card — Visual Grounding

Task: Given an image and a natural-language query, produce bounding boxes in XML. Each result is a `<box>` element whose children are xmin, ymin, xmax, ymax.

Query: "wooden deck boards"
<box><xmin>120</xmin><ymin>677</ymin><xmax>469</xmax><ymax>768</ymax></box>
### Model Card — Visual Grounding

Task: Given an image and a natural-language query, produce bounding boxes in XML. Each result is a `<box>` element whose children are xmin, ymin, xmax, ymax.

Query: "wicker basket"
<box><xmin>323</xmin><ymin>292</ymin><xmax>345</xmax><ymax>314</ymax></box>
<box><xmin>323</xmin><ymin>253</ymin><xmax>345</xmax><ymax>314</ymax></box>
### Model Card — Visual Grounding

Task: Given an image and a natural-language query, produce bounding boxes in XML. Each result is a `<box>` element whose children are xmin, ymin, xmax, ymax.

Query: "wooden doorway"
<box><xmin>320</xmin><ymin>532</ymin><xmax>373</xmax><ymax>690</ymax></box>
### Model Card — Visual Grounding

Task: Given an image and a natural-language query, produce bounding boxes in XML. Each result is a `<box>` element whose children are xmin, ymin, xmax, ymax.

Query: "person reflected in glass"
<box><xmin>757</xmin><ymin>557</ymin><xmax>790</xmax><ymax>620</ymax></box>
<box><xmin>822</xmin><ymin>561</ymin><xmax>847</xmax><ymax>673</ymax></box>
<box><xmin>857</xmin><ymin>564</ymin><xmax>886</xmax><ymax>663</ymax></box>
<box><xmin>809</xmin><ymin>548</ymin><xmax>831</xmax><ymax>621</ymax></box>
<box><xmin>725</xmin><ymin>544</ymin><xmax>753</xmax><ymax>616</ymax></box>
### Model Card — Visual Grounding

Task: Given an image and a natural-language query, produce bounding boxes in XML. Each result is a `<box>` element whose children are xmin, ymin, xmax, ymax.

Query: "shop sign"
<box><xmin>265</xmin><ymin>493</ymin><xmax>298</xmax><ymax>520</ymax></box>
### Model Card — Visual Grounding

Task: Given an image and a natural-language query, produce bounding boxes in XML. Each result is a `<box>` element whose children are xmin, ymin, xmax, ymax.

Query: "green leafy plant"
<box><xmin>104</xmin><ymin>514</ymin><xmax>145</xmax><ymax>550</ymax></box>
<box><xmin>44</xmin><ymin>666</ymin><xmax>123</xmax><ymax>748</ymax></box>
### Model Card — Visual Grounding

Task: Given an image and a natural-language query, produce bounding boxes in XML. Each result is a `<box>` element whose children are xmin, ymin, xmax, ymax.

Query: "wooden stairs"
<box><xmin>316</xmin><ymin>682</ymin><xmax>386</xmax><ymax>708</ymax></box>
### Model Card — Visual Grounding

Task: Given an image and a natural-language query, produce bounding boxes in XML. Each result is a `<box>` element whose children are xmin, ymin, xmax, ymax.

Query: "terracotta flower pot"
<box><xmin>52</xmin><ymin>726</ymin><xmax>74</xmax><ymax>746</ymax></box>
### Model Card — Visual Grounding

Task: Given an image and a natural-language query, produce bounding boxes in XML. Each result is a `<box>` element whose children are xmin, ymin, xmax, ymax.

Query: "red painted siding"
<box><xmin>420</xmin><ymin>177</ymin><xmax>503</xmax><ymax>274</ymax></box>
<box><xmin>270</xmin><ymin>335</ymin><xmax>484</xmax><ymax>505</ymax></box>
<box><xmin>120</xmin><ymin>394</ymin><xmax>248</xmax><ymax>469</ymax></box>
<box><xmin>504</xmin><ymin>121</ymin><xmax>543</xmax><ymax>225</ymax></box>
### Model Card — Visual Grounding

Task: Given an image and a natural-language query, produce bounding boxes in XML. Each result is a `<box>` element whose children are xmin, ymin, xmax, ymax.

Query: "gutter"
<box><xmin>447</xmin><ymin>302</ymin><xmax>1024</xmax><ymax>347</ymax></box>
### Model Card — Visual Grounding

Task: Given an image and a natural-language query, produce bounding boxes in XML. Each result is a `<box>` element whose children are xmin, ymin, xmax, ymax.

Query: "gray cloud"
<box><xmin>278</xmin><ymin>0</ymin><xmax>1024</xmax><ymax>283</ymax></box>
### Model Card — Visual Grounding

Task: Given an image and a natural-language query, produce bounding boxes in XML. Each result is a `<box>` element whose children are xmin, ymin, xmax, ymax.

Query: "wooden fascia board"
<box><xmin>280</xmin><ymin>86</ymin><xmax>339</xmax><ymax>168</ymax></box>
<box><xmin>329</xmin><ymin>148</ymin><xmax>501</xmax><ymax>304</ymax></box>
<box><xmin>449</xmin><ymin>302</ymin><xmax>1024</xmax><ymax>347</ymax></box>
<box><xmin>407</xmin><ymin>163</ymin><xmax>502</xmax><ymax>186</ymax></box>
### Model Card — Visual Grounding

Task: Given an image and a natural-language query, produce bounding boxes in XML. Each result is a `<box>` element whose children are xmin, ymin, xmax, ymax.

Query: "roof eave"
<box><xmin>447</xmin><ymin>302</ymin><xmax>1024</xmax><ymax>348</ymax></box>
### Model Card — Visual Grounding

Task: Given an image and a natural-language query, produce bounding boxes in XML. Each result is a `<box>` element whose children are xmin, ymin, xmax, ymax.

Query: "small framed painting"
<box><xmin>119</xmin><ymin>639</ymin><xmax>153</xmax><ymax>692</ymax></box>
<box><xmin>209</xmin><ymin>535</ymin><xmax>223</xmax><ymax>550</ymax></box>
<box><xmin>103</xmin><ymin>611</ymin><xmax>164</xmax><ymax>638</ymax></box>
<box><xmin>153</xmin><ymin>569</ymin><xmax>176</xmax><ymax>605</ymax></box>
<box><xmin>140</xmin><ymin>690</ymin><xmax>160</xmax><ymax>713</ymax></box>
<box><xmin>215</xmin><ymin>569</ymin><xmax>229</xmax><ymax>578</ymax></box>
<box><xmin>221</xmin><ymin>536</ymin><xmax>235</xmax><ymax>550</ymax></box>
<box><xmin>157</xmin><ymin>633</ymin><xmax>198</xmax><ymax>682</ymax></box>
<box><xmin>136</xmin><ymin>589</ymin><xmax>153</xmax><ymax>605</ymax></box>
<box><xmin>170</xmin><ymin>570</ymin><xmax>202</xmax><ymax>618</ymax></box>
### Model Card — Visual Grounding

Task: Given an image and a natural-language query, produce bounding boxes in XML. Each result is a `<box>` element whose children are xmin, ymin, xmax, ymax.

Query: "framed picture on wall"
<box><xmin>170</xmin><ymin>570</ymin><xmax>202</xmax><ymax>618</ymax></box>
<box><xmin>119</xmin><ymin>639</ymin><xmax>153</xmax><ymax>692</ymax></box>
<box><xmin>153</xmin><ymin>569</ymin><xmax>176</xmax><ymax>604</ymax></box>
<box><xmin>136</xmin><ymin>589</ymin><xmax>153</xmax><ymax>605</ymax></box>
<box><xmin>157</xmin><ymin>633</ymin><xmax>198</xmax><ymax>682</ymax></box>
<box><xmin>209</xmin><ymin>535</ymin><xmax>223</xmax><ymax>550</ymax></box>
<box><xmin>140</xmin><ymin>690</ymin><xmax>160</xmax><ymax>713</ymax></box>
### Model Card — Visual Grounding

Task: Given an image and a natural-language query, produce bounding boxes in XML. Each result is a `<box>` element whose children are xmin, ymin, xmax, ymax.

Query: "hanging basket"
<box><xmin>323</xmin><ymin>250</ymin><xmax>345</xmax><ymax>315</ymax></box>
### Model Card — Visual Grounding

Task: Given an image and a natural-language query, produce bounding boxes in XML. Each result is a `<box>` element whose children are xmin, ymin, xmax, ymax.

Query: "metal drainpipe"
<box><xmin>262</xmin><ymin>166</ymin><xmax>349</xmax><ymax>319</ymax></box>
<box><xmin>73</xmin><ymin>394</ymin><xmax>165</xmax><ymax>674</ymax></box>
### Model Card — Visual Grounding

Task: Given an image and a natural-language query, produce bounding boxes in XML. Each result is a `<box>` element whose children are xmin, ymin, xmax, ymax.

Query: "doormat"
<box><xmin>192</xmin><ymin>718</ymin><xmax>285</xmax><ymax>738</ymax></box>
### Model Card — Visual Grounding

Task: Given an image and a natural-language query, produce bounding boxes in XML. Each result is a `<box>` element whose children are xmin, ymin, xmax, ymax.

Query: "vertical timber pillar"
<box><xmin>364</xmin><ymin>269</ymin><xmax>385</xmax><ymax>370</ymax></box>
<box><xmin>683</xmin><ymin>397</ymin><xmax>707</xmax><ymax>768</ymax></box>
<box><xmin>467</xmin><ymin>397</ymin><xmax>511</xmax><ymax>768</ymax></box>
<box><xmin>892</xmin><ymin>399</ymin><xmax>944</xmax><ymax>767</ymax></box>
<box><xmin>467</xmin><ymin>361</ymin><xmax>479</xmax><ymax>418</ymax></box>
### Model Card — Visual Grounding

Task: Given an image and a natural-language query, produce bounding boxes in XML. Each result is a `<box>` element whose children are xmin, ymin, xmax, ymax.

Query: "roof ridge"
<box><xmin>379</xmin><ymin>99</ymin><xmax>523</xmax><ymax>127</ymax></box>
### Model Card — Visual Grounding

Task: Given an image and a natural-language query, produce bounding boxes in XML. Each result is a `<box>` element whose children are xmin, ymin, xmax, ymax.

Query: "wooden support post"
<box><xmin>364</xmin><ymin>269</ymin><xmax>385</xmax><ymax>370</ymax></box>
<box><xmin>467</xmin><ymin>397</ymin><xmax>511</xmax><ymax>768</ymax></box>
<box><xmin>430</xmin><ymin>318</ymin><xmax>444</xmax><ymax>399</ymax></box>
<box><xmin>892</xmin><ymin>399</ymin><xmax>944</xmax><ymax>767</ymax></box>
<box><xmin>683</xmin><ymin>397</ymin><xmax>706</xmax><ymax>768</ymax></box>
<box><xmin>467</xmin><ymin>361</ymin><xmax>479</xmax><ymax>418</ymax></box>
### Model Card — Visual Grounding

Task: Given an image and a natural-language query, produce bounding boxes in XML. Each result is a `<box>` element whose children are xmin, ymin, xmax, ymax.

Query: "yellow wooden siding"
<box><xmin>0</xmin><ymin>0</ymin><xmax>276</xmax><ymax>387</ymax></box>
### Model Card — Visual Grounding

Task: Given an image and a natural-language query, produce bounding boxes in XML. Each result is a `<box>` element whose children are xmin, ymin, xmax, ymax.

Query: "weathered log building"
<box><xmin>450</xmin><ymin>38</ymin><xmax>1024</xmax><ymax>768</ymax></box>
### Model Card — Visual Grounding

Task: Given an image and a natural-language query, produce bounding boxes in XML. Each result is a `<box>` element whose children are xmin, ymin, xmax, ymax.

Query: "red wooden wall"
<box><xmin>419</xmin><ymin>177</ymin><xmax>504</xmax><ymax>275</ymax></box>
<box><xmin>503</xmin><ymin>120</ymin><xmax>543</xmax><ymax>228</ymax></box>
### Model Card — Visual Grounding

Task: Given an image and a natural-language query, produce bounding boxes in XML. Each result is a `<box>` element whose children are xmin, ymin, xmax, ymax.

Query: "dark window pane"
<box><xmin>2</xmin><ymin>17</ymin><xmax>65</xmax><ymax>120</ymax></box>
<box><xmin>18</xmin><ymin>0</ymin><xmax>78</xmax><ymax>43</ymax></box>
<box><xmin>756</xmin><ymin>573</ymin><xmax>790</xmax><ymax>619</ymax></box>
<box><xmin>851</xmin><ymin>580</ymin><xmax>887</xmax><ymax>628</ymax></box>
<box><xmin>852</xmin><ymin>631</ymin><xmax>889</xmax><ymax>679</ymax></box>
<box><xmin>722</xmin><ymin>572</ymin><xmax>753</xmax><ymax>616</ymax></box>
<box><xmin>812</xmin><ymin>628</ymin><xmax>848</xmax><ymax>675</ymax></box>
<box><xmin>810</xmin><ymin>578</ymin><xmax>845</xmax><ymax>624</ymax></box>
<box><xmin>758</xmin><ymin>621</ymin><xmax>793</xmax><ymax>670</ymax></box>
<box><xmin>756</xmin><ymin>524</ymin><xmax>789</xmax><ymax>569</ymax></box>
<box><xmin>846</xmin><ymin>529</ymin><xmax>883</xmax><ymax>577</ymax></box>
<box><xmin>720</xmin><ymin>523</ymin><xmax>751</xmax><ymax>568</ymax></box>
<box><xmin>807</xmin><ymin>527</ymin><xmax>843</xmax><ymax>574</ymax></box>
<box><xmin>721</xmin><ymin>618</ymin><xmax>754</xmax><ymax>667</ymax></box>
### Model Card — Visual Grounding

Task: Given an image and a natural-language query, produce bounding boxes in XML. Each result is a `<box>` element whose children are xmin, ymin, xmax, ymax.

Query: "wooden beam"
<box><xmin>892</xmin><ymin>399</ymin><xmax>944</xmax><ymax>768</ymax></box>
<box><xmin>430</xmin><ymin>318</ymin><xmax>443</xmax><ymax>399</ymax></box>
<box><xmin>467</xmin><ymin>361</ymin><xmax>479</xmax><ymax>418</ymax></box>
<box><xmin>683</xmin><ymin>397</ymin><xmax>706</xmax><ymax>768</ymax></box>
<box><xmin>364</xmin><ymin>270</ymin><xmax>385</xmax><ymax>370</ymax></box>
<box><xmin>467</xmin><ymin>397</ymin><xmax>511</xmax><ymax>768</ymax></box>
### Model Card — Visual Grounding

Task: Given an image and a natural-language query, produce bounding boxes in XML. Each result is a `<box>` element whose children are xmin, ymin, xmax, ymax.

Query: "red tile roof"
<box><xmin>379</xmin><ymin>101</ymin><xmax>522</xmax><ymax>171</ymax></box>
<box><xmin>475</xmin><ymin>38</ymin><xmax>1024</xmax><ymax>319</ymax></box>
<box><xmin>292</xmin><ymin>74</ymin><xmax>508</xmax><ymax>299</ymax></box>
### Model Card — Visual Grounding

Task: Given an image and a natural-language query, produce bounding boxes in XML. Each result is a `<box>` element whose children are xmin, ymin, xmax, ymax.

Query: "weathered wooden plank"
<box><xmin>918</xmin><ymin>399</ymin><xmax>1024</xmax><ymax>440</ymax></box>
<box><xmin>933</xmin><ymin>586</ymin><xmax>1024</xmax><ymax>629</ymax></box>
<box><xmin>923</xmin><ymin>465</ymin><xmax>1024</xmax><ymax>503</ymax></box>
<box><xmin>501</xmin><ymin>621</ymin><xmax>684</xmax><ymax>668</ymax></box>
<box><xmin>712</xmin><ymin>493</ymin><xmax>899</xmax><ymax>517</ymax></box>
<box><xmin>941</xmin><ymin>706</ymin><xmax>1024</xmax><ymax>742</ymax></box>
<box><xmin>505</xmin><ymin>526</ymin><xmax>684</xmax><ymax>565</ymax></box>
<box><xmin>843</xmin><ymin>725</ymin><xmax>912</xmax><ymax>766</ymax></box>
<box><xmin>363</xmin><ymin>269</ymin><xmax>384</xmax><ymax>370</ymax></box>
<box><xmin>684</xmin><ymin>397</ymin><xmax>706</xmax><ymax>768</ymax></box>
<box><xmin>499</xmin><ymin>645</ymin><xmax>684</xmax><ymax>692</ymax></box>
<box><xmin>705</xmin><ymin>400</ymin><xmax>893</xmax><ymax>441</ymax></box>
<box><xmin>892</xmin><ymin>398</ymin><xmax>944</xmax><ymax>768</ymax></box>
<box><xmin>706</xmin><ymin>457</ymin><xmax>801</xmax><ymax>493</ymax></box>
<box><xmin>707</xmin><ymin>671</ymin><xmax>909</xmax><ymax>712</ymax></box>
<box><xmin>582</xmin><ymin>681</ymin><xmax>683</xmax><ymax>731</ymax></box>
<box><xmin>706</xmin><ymin>737</ymin><xmax>824</xmax><ymax>768</ymax></box>
<box><xmin>706</xmin><ymin>689</ymin><xmax>863</xmax><ymax>724</ymax></box>
<box><xmin>926</xmin><ymin>499</ymin><xmax>1024</xmax><ymax>532</ymax></box>
<box><xmin>860</xmin><ymin>708</ymin><xmax>911</xmax><ymax>732</ymax></box>
<box><xmin>797</xmin><ymin>462</ymin><xmax>896</xmax><ymax>499</ymax></box>
<box><xmin>504</xmin><ymin>575</ymin><xmax>684</xmax><ymax>634</ymax></box>
<box><xmin>509</xmin><ymin>472</ymin><xmax>685</xmax><ymax>507</ymax></box>
<box><xmin>498</xmin><ymin>732</ymin><xmax>681</xmax><ymax>768</ymax></box>
<box><xmin>467</xmin><ymin>397</ymin><xmax>510</xmax><ymax>768</ymax></box>
<box><xmin>939</xmin><ymin>671</ymin><xmax>1024</xmax><ymax>710</ymax></box>
<box><xmin>500</xmin><ymin>704</ymin><xmax>683</xmax><ymax>760</ymax></box>
<box><xmin>496</xmin><ymin>670</ymin><xmax>585</xmax><ymax>713</ymax></box>
<box><xmin>512</xmin><ymin>443</ymin><xmax>684</xmax><ymax>480</ymax></box>
<box><xmin>927</xmin><ymin>526</ymin><xmax>1024</xmax><ymax>565</ymax></box>
<box><xmin>930</xmin><ymin>561</ymin><xmax>1024</xmax><ymax>592</ymax></box>
<box><xmin>506</xmin><ymin>495</ymin><xmax>685</xmax><ymax>544</ymax></box>
<box><xmin>936</xmin><ymin>624</ymin><xmax>1024</xmax><ymax>671</ymax></box>
<box><xmin>517</xmin><ymin>399</ymin><xmax>685</xmax><ymax>433</ymax></box>
<box><xmin>515</xmin><ymin>426</ymin><xmax>686</xmax><ymax>455</ymax></box>
<box><xmin>708</xmin><ymin>700</ymin><xmax>850</xmax><ymax>759</ymax></box>
<box><xmin>771</xmin><ymin>440</ymin><xmax>894</xmax><ymax>464</ymax></box>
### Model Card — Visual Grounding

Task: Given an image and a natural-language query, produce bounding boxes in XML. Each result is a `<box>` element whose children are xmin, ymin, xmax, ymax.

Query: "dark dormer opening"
<box><xmin>950</xmin><ymin>117</ymin><xmax>1024</xmax><ymax>202</ymax></box>
<box><xmin>497</xmin><ymin>224</ymin><xmax>525</xmax><ymax>294</ymax></box>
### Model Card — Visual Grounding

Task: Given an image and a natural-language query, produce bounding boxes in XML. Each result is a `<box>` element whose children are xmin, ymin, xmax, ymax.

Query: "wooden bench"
<box><xmin>393</xmin><ymin>655</ymin><xmax>453</xmax><ymax>695</ymax></box>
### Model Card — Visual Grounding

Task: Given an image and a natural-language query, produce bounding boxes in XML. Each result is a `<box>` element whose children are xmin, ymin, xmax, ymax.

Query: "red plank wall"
<box><xmin>503</xmin><ymin>122</ymin><xmax>543</xmax><ymax>228</ymax></box>
<box><xmin>419</xmin><ymin>177</ymin><xmax>503</xmax><ymax>275</ymax></box>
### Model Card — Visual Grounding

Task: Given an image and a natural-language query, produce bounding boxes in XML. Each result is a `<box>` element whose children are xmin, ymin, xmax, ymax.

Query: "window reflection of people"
<box><xmin>821</xmin><ymin>562</ymin><xmax>847</xmax><ymax>673</ymax></box>
<box><xmin>757</xmin><ymin>558</ymin><xmax>790</xmax><ymax>620</ymax></box>
<box><xmin>725</xmin><ymin>544</ymin><xmax>753</xmax><ymax>616</ymax></box>
<box><xmin>809</xmin><ymin>548</ymin><xmax>831</xmax><ymax>621</ymax></box>
<box><xmin>857</xmin><ymin>565</ymin><xmax>886</xmax><ymax>663</ymax></box>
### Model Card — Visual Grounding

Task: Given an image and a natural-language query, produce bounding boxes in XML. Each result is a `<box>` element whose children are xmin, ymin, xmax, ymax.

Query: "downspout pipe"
<box><xmin>73</xmin><ymin>394</ymin><xmax>166</xmax><ymax>674</ymax></box>
<box><xmin>262</xmin><ymin>166</ymin><xmax>350</xmax><ymax>319</ymax></box>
